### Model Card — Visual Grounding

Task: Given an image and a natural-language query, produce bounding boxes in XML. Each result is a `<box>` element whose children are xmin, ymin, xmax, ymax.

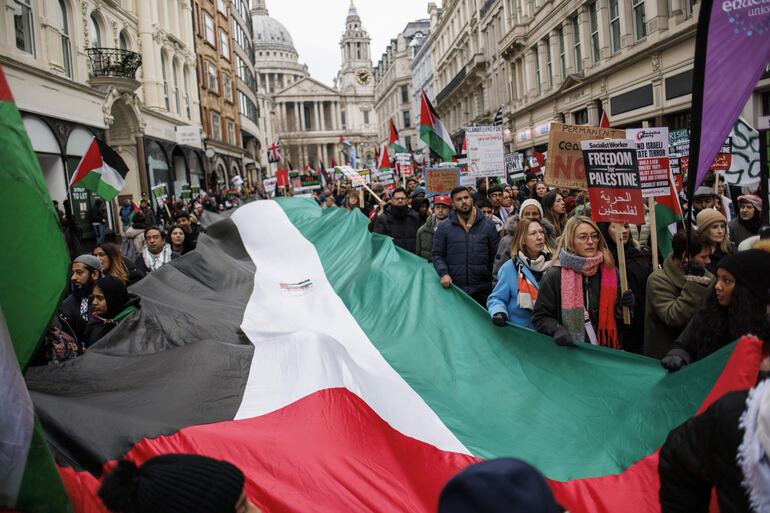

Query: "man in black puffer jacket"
<box><xmin>432</xmin><ymin>186</ymin><xmax>500</xmax><ymax>305</ymax></box>
<box><xmin>372</xmin><ymin>187</ymin><xmax>422</xmax><ymax>254</ymax></box>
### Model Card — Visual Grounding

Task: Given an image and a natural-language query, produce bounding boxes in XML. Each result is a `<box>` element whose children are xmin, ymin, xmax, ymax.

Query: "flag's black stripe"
<box><xmin>25</xmin><ymin>215</ymin><xmax>255</xmax><ymax>475</ymax></box>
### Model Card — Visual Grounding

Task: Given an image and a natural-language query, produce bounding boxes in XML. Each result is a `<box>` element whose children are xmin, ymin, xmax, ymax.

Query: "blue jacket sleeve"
<box><xmin>432</xmin><ymin>224</ymin><xmax>450</xmax><ymax>277</ymax></box>
<box><xmin>487</xmin><ymin>261</ymin><xmax>515</xmax><ymax>316</ymax></box>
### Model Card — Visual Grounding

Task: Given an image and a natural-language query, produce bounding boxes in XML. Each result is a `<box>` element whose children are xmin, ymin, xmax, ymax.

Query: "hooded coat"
<box><xmin>372</xmin><ymin>204</ymin><xmax>422</xmax><ymax>254</ymax></box>
<box><xmin>416</xmin><ymin>214</ymin><xmax>442</xmax><ymax>261</ymax></box>
<box><xmin>432</xmin><ymin>207</ymin><xmax>500</xmax><ymax>297</ymax></box>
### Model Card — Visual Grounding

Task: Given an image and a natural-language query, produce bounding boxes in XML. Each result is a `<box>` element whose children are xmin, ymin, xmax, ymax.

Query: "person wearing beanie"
<box><xmin>517</xmin><ymin>174</ymin><xmax>539</xmax><ymax>203</ymax></box>
<box><xmin>416</xmin><ymin>195</ymin><xmax>451</xmax><ymax>261</ymax></box>
<box><xmin>56</xmin><ymin>254</ymin><xmax>104</xmax><ymax>344</ymax></box>
<box><xmin>83</xmin><ymin>276</ymin><xmax>141</xmax><ymax>347</ymax></box>
<box><xmin>438</xmin><ymin>458</ymin><xmax>561</xmax><ymax>513</ymax></box>
<box><xmin>659</xmin><ymin>378</ymin><xmax>770</xmax><ymax>513</ymax></box>
<box><xmin>696</xmin><ymin>208</ymin><xmax>733</xmax><ymax>273</ymax></box>
<box><xmin>662</xmin><ymin>249</ymin><xmax>770</xmax><ymax>371</ymax></box>
<box><xmin>99</xmin><ymin>454</ymin><xmax>261</xmax><ymax>513</ymax></box>
<box><xmin>729</xmin><ymin>194</ymin><xmax>763</xmax><ymax>247</ymax></box>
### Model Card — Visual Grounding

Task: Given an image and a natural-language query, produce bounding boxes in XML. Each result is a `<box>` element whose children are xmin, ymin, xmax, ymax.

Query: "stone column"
<box><xmin>550</xmin><ymin>30</ymin><xmax>561</xmax><ymax>87</ymax></box>
<box><xmin>320</xmin><ymin>102</ymin><xmax>327</xmax><ymax>131</ymax></box>
<box><xmin>525</xmin><ymin>48</ymin><xmax>537</xmax><ymax>98</ymax></box>
<box><xmin>299</xmin><ymin>102</ymin><xmax>306</xmax><ymax>131</ymax></box>
<box><xmin>314</xmin><ymin>102</ymin><xmax>321</xmax><ymax>131</ymax></box>
<box><xmin>294</xmin><ymin>102</ymin><xmax>301</xmax><ymax>132</ymax></box>
<box><xmin>137</xmin><ymin>0</ymin><xmax>161</xmax><ymax>108</ymax></box>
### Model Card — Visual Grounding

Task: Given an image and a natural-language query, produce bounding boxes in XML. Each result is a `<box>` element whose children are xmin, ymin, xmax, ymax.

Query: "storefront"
<box><xmin>143</xmin><ymin>135</ymin><xmax>206</xmax><ymax>207</ymax></box>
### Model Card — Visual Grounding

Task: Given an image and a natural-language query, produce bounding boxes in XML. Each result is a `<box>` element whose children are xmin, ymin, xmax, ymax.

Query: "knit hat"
<box><xmin>74</xmin><ymin>254</ymin><xmax>103</xmax><ymax>273</ymax></box>
<box><xmin>98</xmin><ymin>454</ymin><xmax>245</xmax><ymax>513</ymax></box>
<box><xmin>438</xmin><ymin>458</ymin><xmax>560</xmax><ymax>513</ymax></box>
<box><xmin>717</xmin><ymin>249</ymin><xmax>770</xmax><ymax>301</ymax></box>
<box><xmin>738</xmin><ymin>193</ymin><xmax>762</xmax><ymax>212</ymax></box>
<box><xmin>433</xmin><ymin>195</ymin><xmax>451</xmax><ymax>207</ymax></box>
<box><xmin>487</xmin><ymin>184</ymin><xmax>504</xmax><ymax>195</ymax></box>
<box><xmin>525</xmin><ymin>173</ymin><xmax>539</xmax><ymax>182</ymax></box>
<box><xmin>519</xmin><ymin>198</ymin><xmax>544</xmax><ymax>218</ymax></box>
<box><xmin>694</xmin><ymin>186</ymin><xmax>716</xmax><ymax>198</ymax></box>
<box><xmin>696</xmin><ymin>208</ymin><xmax>726</xmax><ymax>232</ymax></box>
<box><xmin>410</xmin><ymin>187</ymin><xmax>426</xmax><ymax>198</ymax></box>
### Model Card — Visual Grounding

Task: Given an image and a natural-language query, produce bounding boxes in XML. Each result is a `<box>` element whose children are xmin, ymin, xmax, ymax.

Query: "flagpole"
<box><xmin>648</xmin><ymin>197</ymin><xmax>659</xmax><ymax>269</ymax></box>
<box><xmin>614</xmin><ymin>225</ymin><xmax>632</xmax><ymax>325</ymax></box>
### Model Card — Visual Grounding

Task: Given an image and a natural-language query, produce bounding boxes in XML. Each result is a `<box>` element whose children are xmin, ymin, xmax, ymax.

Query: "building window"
<box><xmin>401</xmin><ymin>85</ymin><xmax>409</xmax><ymax>104</ymax></box>
<box><xmin>119</xmin><ymin>30</ymin><xmax>130</xmax><ymax>50</ymax></box>
<box><xmin>571</xmin><ymin>14</ymin><xmax>582</xmax><ymax>73</ymax></box>
<box><xmin>207</xmin><ymin>63</ymin><xmax>219</xmax><ymax>94</ymax></box>
<box><xmin>558</xmin><ymin>27</ymin><xmax>566</xmax><ymax>80</ymax></box>
<box><xmin>545</xmin><ymin>38</ymin><xmax>553</xmax><ymax>88</ymax></box>
<box><xmin>204</xmin><ymin>12</ymin><xmax>215</xmax><ymax>46</ymax></box>
<box><xmin>89</xmin><ymin>13</ymin><xmax>101</xmax><ymax>47</ymax></box>
<box><xmin>14</xmin><ymin>0</ymin><xmax>35</xmax><ymax>55</ymax></box>
<box><xmin>573</xmin><ymin>108</ymin><xmax>589</xmax><ymax>125</ymax></box>
<box><xmin>403</xmin><ymin>110</ymin><xmax>411</xmax><ymax>128</ymax></box>
<box><xmin>363</xmin><ymin>110</ymin><xmax>369</xmax><ymax>125</ymax></box>
<box><xmin>219</xmin><ymin>29</ymin><xmax>229</xmax><ymax>60</ymax></box>
<box><xmin>404</xmin><ymin>136</ymin><xmax>412</xmax><ymax>150</ymax></box>
<box><xmin>161</xmin><ymin>52</ymin><xmax>170</xmax><ymax>110</ymax></box>
<box><xmin>58</xmin><ymin>0</ymin><xmax>72</xmax><ymax>77</ymax></box>
<box><xmin>222</xmin><ymin>73</ymin><xmax>233</xmax><ymax>102</ymax></box>
<box><xmin>227</xmin><ymin>119</ymin><xmax>236</xmax><ymax>145</ymax></box>
<box><xmin>534</xmin><ymin>46</ymin><xmax>541</xmax><ymax>95</ymax></box>
<box><xmin>217</xmin><ymin>0</ymin><xmax>226</xmax><ymax>14</ymax></box>
<box><xmin>589</xmin><ymin>2</ymin><xmax>600</xmax><ymax>63</ymax></box>
<box><xmin>183</xmin><ymin>67</ymin><xmax>191</xmax><ymax>118</ymax></box>
<box><xmin>633</xmin><ymin>0</ymin><xmax>647</xmax><ymax>40</ymax></box>
<box><xmin>210</xmin><ymin>112</ymin><xmax>221</xmax><ymax>140</ymax></box>
<box><xmin>172</xmin><ymin>60</ymin><xmax>180</xmax><ymax>114</ymax></box>
<box><xmin>609</xmin><ymin>0</ymin><xmax>621</xmax><ymax>53</ymax></box>
<box><xmin>341</xmin><ymin>110</ymin><xmax>347</xmax><ymax>129</ymax></box>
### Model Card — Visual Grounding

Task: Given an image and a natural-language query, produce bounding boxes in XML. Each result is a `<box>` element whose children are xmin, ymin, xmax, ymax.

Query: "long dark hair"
<box><xmin>689</xmin><ymin>285</ymin><xmax>768</xmax><ymax>358</ymax></box>
<box><xmin>543</xmin><ymin>190</ymin><xmax>566</xmax><ymax>235</ymax></box>
<box><xmin>94</xmin><ymin>243</ymin><xmax>129</xmax><ymax>284</ymax></box>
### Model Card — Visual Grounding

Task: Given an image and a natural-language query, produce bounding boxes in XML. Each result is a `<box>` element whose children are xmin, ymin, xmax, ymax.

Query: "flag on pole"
<box><xmin>339</xmin><ymin>136</ymin><xmax>352</xmax><ymax>147</ymax></box>
<box><xmin>377</xmin><ymin>142</ymin><xmax>392</xmax><ymax>169</ymax></box>
<box><xmin>26</xmin><ymin>198</ymin><xmax>761</xmax><ymax>513</ymax></box>
<box><xmin>419</xmin><ymin>91</ymin><xmax>456</xmax><ymax>162</ymax></box>
<box><xmin>655</xmin><ymin>169</ymin><xmax>685</xmax><ymax>258</ymax></box>
<box><xmin>389</xmin><ymin>118</ymin><xmax>407</xmax><ymax>154</ymax></box>
<box><xmin>0</xmin><ymin>64</ymin><xmax>72</xmax><ymax>513</ymax></box>
<box><xmin>267</xmin><ymin>137</ymin><xmax>282</xmax><ymax>163</ymax></box>
<box><xmin>599</xmin><ymin>111</ymin><xmax>611</xmax><ymax>128</ymax></box>
<box><xmin>68</xmin><ymin>137</ymin><xmax>129</xmax><ymax>201</ymax></box>
<box><xmin>492</xmin><ymin>106</ymin><xmax>504</xmax><ymax>127</ymax></box>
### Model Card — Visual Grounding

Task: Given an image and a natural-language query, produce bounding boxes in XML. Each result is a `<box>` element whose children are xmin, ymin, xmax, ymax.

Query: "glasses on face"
<box><xmin>575</xmin><ymin>233</ymin><xmax>601</xmax><ymax>243</ymax></box>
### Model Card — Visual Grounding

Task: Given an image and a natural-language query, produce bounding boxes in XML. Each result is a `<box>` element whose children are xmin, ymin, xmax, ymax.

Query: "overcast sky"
<box><xmin>266</xmin><ymin>0</ymin><xmax>434</xmax><ymax>86</ymax></box>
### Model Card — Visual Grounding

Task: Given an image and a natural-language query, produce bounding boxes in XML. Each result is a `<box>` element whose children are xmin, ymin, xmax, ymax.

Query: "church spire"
<box><xmin>251</xmin><ymin>0</ymin><xmax>268</xmax><ymax>16</ymax></box>
<box><xmin>348</xmin><ymin>0</ymin><xmax>358</xmax><ymax>18</ymax></box>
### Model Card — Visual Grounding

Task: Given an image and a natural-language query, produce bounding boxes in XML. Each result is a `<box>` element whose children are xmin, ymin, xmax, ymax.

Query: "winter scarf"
<box><xmin>516</xmin><ymin>251</ymin><xmax>551</xmax><ymax>311</ymax></box>
<box><xmin>558</xmin><ymin>250</ymin><xmax>619</xmax><ymax>348</ymax></box>
<box><xmin>142</xmin><ymin>243</ymin><xmax>173</xmax><ymax>272</ymax></box>
<box><xmin>738</xmin><ymin>379</ymin><xmax>770</xmax><ymax>513</ymax></box>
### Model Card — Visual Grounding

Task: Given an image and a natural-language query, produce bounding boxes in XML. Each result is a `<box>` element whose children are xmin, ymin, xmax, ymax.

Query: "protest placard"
<box><xmin>395</xmin><ymin>153</ymin><xmax>413</xmax><ymax>176</ymax></box>
<box><xmin>180</xmin><ymin>183</ymin><xmax>192</xmax><ymax>200</ymax></box>
<box><xmin>191</xmin><ymin>185</ymin><xmax>200</xmax><ymax>197</ymax></box>
<box><xmin>581</xmin><ymin>139</ymin><xmax>645</xmax><ymax>225</ymax></box>
<box><xmin>726</xmin><ymin>117</ymin><xmax>761</xmax><ymax>185</ymax></box>
<box><xmin>151</xmin><ymin>184</ymin><xmax>168</xmax><ymax>203</ymax></box>
<box><xmin>425</xmin><ymin>167</ymin><xmax>460</xmax><ymax>194</ymax></box>
<box><xmin>504</xmin><ymin>152</ymin><xmax>524</xmax><ymax>182</ymax></box>
<box><xmin>626</xmin><ymin>128</ymin><xmax>671</xmax><ymax>198</ymax></box>
<box><xmin>336</xmin><ymin>165</ymin><xmax>366</xmax><ymax>187</ymax></box>
<box><xmin>546</xmin><ymin>123</ymin><xmax>626</xmax><ymax>189</ymax></box>
<box><xmin>668</xmin><ymin>129</ymin><xmax>689</xmax><ymax>176</ymax></box>
<box><xmin>262</xmin><ymin>177</ymin><xmax>277</xmax><ymax>197</ymax></box>
<box><xmin>466</xmin><ymin>126</ymin><xmax>505</xmax><ymax>178</ymax></box>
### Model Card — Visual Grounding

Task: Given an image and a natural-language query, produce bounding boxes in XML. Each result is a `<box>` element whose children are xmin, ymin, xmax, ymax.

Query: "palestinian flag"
<box><xmin>419</xmin><ymin>91</ymin><xmax>455</xmax><ymax>162</ymax></box>
<box><xmin>0</xmin><ymin>65</ymin><xmax>71</xmax><ymax>512</ymax></box>
<box><xmin>600</xmin><ymin>111</ymin><xmax>611</xmax><ymax>128</ymax></box>
<box><xmin>388</xmin><ymin>118</ymin><xmax>406</xmax><ymax>154</ymax></box>
<box><xmin>69</xmin><ymin>137</ymin><xmax>129</xmax><ymax>201</ymax></box>
<box><xmin>655</xmin><ymin>169</ymin><xmax>685</xmax><ymax>258</ymax></box>
<box><xmin>377</xmin><ymin>142</ymin><xmax>391</xmax><ymax>170</ymax></box>
<box><xmin>24</xmin><ymin>198</ymin><xmax>762</xmax><ymax>513</ymax></box>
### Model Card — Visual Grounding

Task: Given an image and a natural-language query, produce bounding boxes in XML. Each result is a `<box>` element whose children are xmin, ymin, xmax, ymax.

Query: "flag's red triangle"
<box><xmin>599</xmin><ymin>112</ymin><xmax>611</xmax><ymax>128</ymax></box>
<box><xmin>0</xmin><ymin>65</ymin><xmax>15</xmax><ymax>103</ymax></box>
<box><xmin>69</xmin><ymin>137</ymin><xmax>101</xmax><ymax>187</ymax></box>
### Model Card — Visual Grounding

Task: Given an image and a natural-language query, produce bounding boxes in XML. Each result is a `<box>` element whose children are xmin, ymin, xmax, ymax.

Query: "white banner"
<box><xmin>725</xmin><ymin>117</ymin><xmax>760</xmax><ymax>186</ymax></box>
<box><xmin>466</xmin><ymin>126</ymin><xmax>505</xmax><ymax>178</ymax></box>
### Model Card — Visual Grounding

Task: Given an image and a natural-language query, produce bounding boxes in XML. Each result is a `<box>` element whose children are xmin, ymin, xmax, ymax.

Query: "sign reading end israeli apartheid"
<box><xmin>581</xmin><ymin>139</ymin><xmax>645</xmax><ymax>225</ymax></box>
<box><xmin>425</xmin><ymin>167</ymin><xmax>460</xmax><ymax>194</ymax></box>
<box><xmin>626</xmin><ymin>128</ymin><xmax>671</xmax><ymax>198</ymax></box>
<box><xmin>547</xmin><ymin>123</ymin><xmax>627</xmax><ymax>189</ymax></box>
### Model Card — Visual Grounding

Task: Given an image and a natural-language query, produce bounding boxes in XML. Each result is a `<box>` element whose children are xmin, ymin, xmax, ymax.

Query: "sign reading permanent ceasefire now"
<box><xmin>546</xmin><ymin>123</ymin><xmax>626</xmax><ymax>189</ymax></box>
<box><xmin>581</xmin><ymin>139</ymin><xmax>645</xmax><ymax>225</ymax></box>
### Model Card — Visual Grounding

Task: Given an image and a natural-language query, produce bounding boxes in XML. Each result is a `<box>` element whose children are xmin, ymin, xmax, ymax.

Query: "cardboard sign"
<box><xmin>262</xmin><ymin>177</ymin><xmax>277</xmax><ymax>197</ymax></box>
<box><xmin>504</xmin><ymin>152</ymin><xmax>525</xmax><ymax>182</ymax></box>
<box><xmin>466</xmin><ymin>126</ymin><xmax>505</xmax><ymax>178</ymax></box>
<box><xmin>581</xmin><ymin>139</ymin><xmax>645</xmax><ymax>225</ymax></box>
<box><xmin>547</xmin><ymin>123</ymin><xmax>626</xmax><ymax>189</ymax></box>
<box><xmin>626</xmin><ymin>128</ymin><xmax>671</xmax><ymax>198</ymax></box>
<box><xmin>151</xmin><ymin>184</ymin><xmax>168</xmax><ymax>203</ymax></box>
<box><xmin>275</xmin><ymin>169</ymin><xmax>289</xmax><ymax>188</ymax></box>
<box><xmin>425</xmin><ymin>167</ymin><xmax>460</xmax><ymax>194</ymax></box>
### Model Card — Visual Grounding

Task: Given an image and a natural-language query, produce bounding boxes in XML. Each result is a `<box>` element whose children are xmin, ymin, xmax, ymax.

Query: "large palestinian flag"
<box><xmin>26</xmin><ymin>199</ymin><xmax>760</xmax><ymax>513</ymax></box>
<box><xmin>68</xmin><ymin>137</ymin><xmax>129</xmax><ymax>201</ymax></box>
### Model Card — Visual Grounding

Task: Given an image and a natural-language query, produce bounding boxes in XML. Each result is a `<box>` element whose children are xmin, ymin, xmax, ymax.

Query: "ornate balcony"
<box><xmin>87</xmin><ymin>48</ymin><xmax>142</xmax><ymax>93</ymax></box>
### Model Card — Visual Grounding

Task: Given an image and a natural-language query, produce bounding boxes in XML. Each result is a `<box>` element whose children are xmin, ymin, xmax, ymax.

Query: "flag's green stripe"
<box><xmin>16</xmin><ymin>418</ymin><xmax>72</xmax><ymax>513</ymax></box>
<box><xmin>277</xmin><ymin>198</ymin><xmax>732</xmax><ymax>480</ymax></box>
<box><xmin>655</xmin><ymin>203</ymin><xmax>682</xmax><ymax>258</ymax></box>
<box><xmin>78</xmin><ymin>171</ymin><xmax>120</xmax><ymax>201</ymax></box>
<box><xmin>1</xmin><ymin>97</ymin><xmax>71</xmax><ymax>510</ymax></box>
<box><xmin>420</xmin><ymin>125</ymin><xmax>455</xmax><ymax>161</ymax></box>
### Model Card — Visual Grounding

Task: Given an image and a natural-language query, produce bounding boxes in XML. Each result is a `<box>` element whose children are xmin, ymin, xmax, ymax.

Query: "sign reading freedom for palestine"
<box><xmin>581</xmin><ymin>139</ymin><xmax>645</xmax><ymax>225</ymax></box>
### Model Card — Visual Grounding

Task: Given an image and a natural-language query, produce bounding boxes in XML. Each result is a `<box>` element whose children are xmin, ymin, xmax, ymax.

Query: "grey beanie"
<box><xmin>74</xmin><ymin>254</ymin><xmax>103</xmax><ymax>272</ymax></box>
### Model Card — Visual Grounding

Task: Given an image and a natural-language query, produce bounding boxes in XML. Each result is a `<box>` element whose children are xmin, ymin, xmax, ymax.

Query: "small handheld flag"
<box><xmin>69</xmin><ymin>137</ymin><xmax>129</xmax><ymax>201</ymax></box>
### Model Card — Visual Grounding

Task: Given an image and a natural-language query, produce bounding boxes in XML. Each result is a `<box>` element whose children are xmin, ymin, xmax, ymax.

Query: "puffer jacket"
<box><xmin>432</xmin><ymin>207</ymin><xmax>499</xmax><ymax>296</ymax></box>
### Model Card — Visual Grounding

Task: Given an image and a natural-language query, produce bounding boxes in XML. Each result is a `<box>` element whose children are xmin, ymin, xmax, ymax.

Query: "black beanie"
<box><xmin>717</xmin><ymin>249</ymin><xmax>770</xmax><ymax>301</ymax></box>
<box><xmin>99</xmin><ymin>454</ymin><xmax>245</xmax><ymax>513</ymax></box>
<box><xmin>438</xmin><ymin>458</ymin><xmax>560</xmax><ymax>513</ymax></box>
<box><xmin>95</xmin><ymin>276</ymin><xmax>130</xmax><ymax>319</ymax></box>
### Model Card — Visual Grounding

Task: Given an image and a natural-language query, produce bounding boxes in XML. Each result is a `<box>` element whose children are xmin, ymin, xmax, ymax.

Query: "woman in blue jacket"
<box><xmin>487</xmin><ymin>218</ymin><xmax>553</xmax><ymax>329</ymax></box>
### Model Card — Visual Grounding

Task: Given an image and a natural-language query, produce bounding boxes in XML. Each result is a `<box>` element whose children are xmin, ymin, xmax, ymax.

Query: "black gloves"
<box><xmin>619</xmin><ymin>290</ymin><xmax>635</xmax><ymax>308</ymax></box>
<box><xmin>661</xmin><ymin>349</ymin><xmax>691</xmax><ymax>372</ymax></box>
<box><xmin>553</xmin><ymin>326</ymin><xmax>574</xmax><ymax>347</ymax></box>
<box><xmin>685</xmin><ymin>261</ymin><xmax>706</xmax><ymax>277</ymax></box>
<box><xmin>492</xmin><ymin>312</ymin><xmax>508</xmax><ymax>327</ymax></box>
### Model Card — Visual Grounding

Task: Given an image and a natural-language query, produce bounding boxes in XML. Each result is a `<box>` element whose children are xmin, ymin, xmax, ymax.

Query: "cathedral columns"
<box><xmin>294</xmin><ymin>102</ymin><xmax>301</xmax><ymax>132</ymax></box>
<box><xmin>314</xmin><ymin>102</ymin><xmax>321</xmax><ymax>131</ymax></box>
<box><xmin>299</xmin><ymin>101</ymin><xmax>306</xmax><ymax>131</ymax></box>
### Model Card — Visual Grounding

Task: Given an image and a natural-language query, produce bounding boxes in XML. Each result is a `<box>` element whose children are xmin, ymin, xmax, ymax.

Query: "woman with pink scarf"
<box><xmin>532</xmin><ymin>216</ymin><xmax>634</xmax><ymax>349</ymax></box>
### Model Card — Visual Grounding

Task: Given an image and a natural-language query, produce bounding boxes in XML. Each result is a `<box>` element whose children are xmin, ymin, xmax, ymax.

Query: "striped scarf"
<box><xmin>559</xmin><ymin>251</ymin><xmax>619</xmax><ymax>348</ymax></box>
<box><xmin>516</xmin><ymin>251</ymin><xmax>550</xmax><ymax>311</ymax></box>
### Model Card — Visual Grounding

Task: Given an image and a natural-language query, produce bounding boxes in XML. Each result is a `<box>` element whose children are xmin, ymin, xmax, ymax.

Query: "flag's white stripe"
<box><xmin>0</xmin><ymin>307</ymin><xmax>34</xmax><ymax>506</ymax></box>
<box><xmin>98</xmin><ymin>162</ymin><xmax>125</xmax><ymax>191</ymax></box>
<box><xmin>231</xmin><ymin>201</ymin><xmax>470</xmax><ymax>455</ymax></box>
